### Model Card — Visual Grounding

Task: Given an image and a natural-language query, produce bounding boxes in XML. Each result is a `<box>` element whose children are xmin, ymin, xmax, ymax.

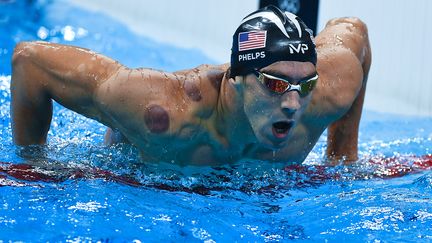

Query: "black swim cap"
<box><xmin>230</xmin><ymin>5</ymin><xmax>317</xmax><ymax>78</ymax></box>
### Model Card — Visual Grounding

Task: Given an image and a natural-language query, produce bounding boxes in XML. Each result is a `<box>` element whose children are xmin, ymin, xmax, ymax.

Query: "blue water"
<box><xmin>1</xmin><ymin>0</ymin><xmax>432</xmax><ymax>241</ymax></box>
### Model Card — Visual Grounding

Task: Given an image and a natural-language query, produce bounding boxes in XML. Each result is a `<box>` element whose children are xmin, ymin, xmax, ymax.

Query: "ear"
<box><xmin>228</xmin><ymin>76</ymin><xmax>244</xmax><ymax>93</ymax></box>
<box><xmin>226</xmin><ymin>75</ymin><xmax>245</xmax><ymax>112</ymax></box>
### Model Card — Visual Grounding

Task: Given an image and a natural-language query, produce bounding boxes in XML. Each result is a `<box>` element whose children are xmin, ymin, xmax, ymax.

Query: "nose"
<box><xmin>280</xmin><ymin>91</ymin><xmax>301</xmax><ymax>116</ymax></box>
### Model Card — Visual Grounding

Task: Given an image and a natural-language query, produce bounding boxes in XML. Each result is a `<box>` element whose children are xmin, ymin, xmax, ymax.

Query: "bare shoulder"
<box><xmin>95</xmin><ymin>64</ymin><xmax>226</xmax><ymax>139</ymax></box>
<box><xmin>306</xmin><ymin>17</ymin><xmax>371</xmax><ymax>120</ymax></box>
<box><xmin>14</xmin><ymin>41</ymin><xmax>120</xmax><ymax>83</ymax></box>
<box><xmin>171</xmin><ymin>63</ymin><xmax>227</xmax><ymax>112</ymax></box>
<box><xmin>317</xmin><ymin>17</ymin><xmax>370</xmax><ymax>60</ymax></box>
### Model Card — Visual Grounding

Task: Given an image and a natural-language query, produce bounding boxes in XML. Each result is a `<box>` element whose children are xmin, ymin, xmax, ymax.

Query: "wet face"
<box><xmin>241</xmin><ymin>61</ymin><xmax>317</xmax><ymax>149</ymax></box>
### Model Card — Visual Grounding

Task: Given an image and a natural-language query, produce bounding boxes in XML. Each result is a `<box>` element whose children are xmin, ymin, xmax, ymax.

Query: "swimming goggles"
<box><xmin>254</xmin><ymin>71</ymin><xmax>318</xmax><ymax>96</ymax></box>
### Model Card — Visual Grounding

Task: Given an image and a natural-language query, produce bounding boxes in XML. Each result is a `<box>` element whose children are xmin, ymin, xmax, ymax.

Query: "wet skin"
<box><xmin>11</xmin><ymin>17</ymin><xmax>371</xmax><ymax>165</ymax></box>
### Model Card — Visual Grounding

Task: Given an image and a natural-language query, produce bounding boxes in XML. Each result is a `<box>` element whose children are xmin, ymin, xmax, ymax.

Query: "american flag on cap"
<box><xmin>238</xmin><ymin>31</ymin><xmax>267</xmax><ymax>51</ymax></box>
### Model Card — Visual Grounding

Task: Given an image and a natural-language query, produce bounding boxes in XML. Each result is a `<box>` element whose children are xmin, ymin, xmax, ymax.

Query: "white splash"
<box><xmin>68</xmin><ymin>201</ymin><xmax>105</xmax><ymax>212</ymax></box>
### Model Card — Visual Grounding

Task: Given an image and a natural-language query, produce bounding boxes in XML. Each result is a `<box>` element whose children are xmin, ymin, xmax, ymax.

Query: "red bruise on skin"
<box><xmin>143</xmin><ymin>105</ymin><xmax>170</xmax><ymax>133</ymax></box>
<box><xmin>184</xmin><ymin>80</ymin><xmax>202</xmax><ymax>102</ymax></box>
<box><xmin>206</xmin><ymin>69</ymin><xmax>224</xmax><ymax>91</ymax></box>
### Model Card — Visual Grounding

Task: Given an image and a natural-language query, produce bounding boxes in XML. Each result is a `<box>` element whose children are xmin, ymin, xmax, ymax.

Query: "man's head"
<box><xmin>228</xmin><ymin>6</ymin><xmax>318</xmax><ymax>149</ymax></box>
<box><xmin>230</xmin><ymin>5</ymin><xmax>317</xmax><ymax>78</ymax></box>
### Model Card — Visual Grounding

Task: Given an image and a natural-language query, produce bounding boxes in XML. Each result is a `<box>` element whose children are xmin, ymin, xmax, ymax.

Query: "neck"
<box><xmin>213</xmin><ymin>71</ymin><xmax>257</xmax><ymax>149</ymax></box>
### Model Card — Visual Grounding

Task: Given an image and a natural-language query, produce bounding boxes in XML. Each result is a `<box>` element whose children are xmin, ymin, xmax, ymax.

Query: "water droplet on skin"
<box><xmin>128</xmin><ymin>70</ymin><xmax>134</xmax><ymax>80</ymax></box>
<box><xmin>163</xmin><ymin>73</ymin><xmax>169</xmax><ymax>81</ymax></box>
<box><xmin>77</xmin><ymin>64</ymin><xmax>86</xmax><ymax>72</ymax></box>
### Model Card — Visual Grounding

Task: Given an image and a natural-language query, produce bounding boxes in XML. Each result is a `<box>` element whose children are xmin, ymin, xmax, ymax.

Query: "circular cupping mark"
<box><xmin>144</xmin><ymin>105</ymin><xmax>170</xmax><ymax>133</ymax></box>
<box><xmin>184</xmin><ymin>80</ymin><xmax>202</xmax><ymax>102</ymax></box>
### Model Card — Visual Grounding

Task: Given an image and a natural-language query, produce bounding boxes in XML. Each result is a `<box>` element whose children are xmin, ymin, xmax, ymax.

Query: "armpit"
<box><xmin>104</xmin><ymin>127</ymin><xmax>130</xmax><ymax>145</ymax></box>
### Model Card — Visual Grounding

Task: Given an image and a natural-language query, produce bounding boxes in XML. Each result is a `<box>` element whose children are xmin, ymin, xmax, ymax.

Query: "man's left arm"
<box><xmin>326</xmin><ymin>76</ymin><xmax>367</xmax><ymax>163</ymax></box>
<box><xmin>320</xmin><ymin>17</ymin><xmax>372</xmax><ymax>163</ymax></box>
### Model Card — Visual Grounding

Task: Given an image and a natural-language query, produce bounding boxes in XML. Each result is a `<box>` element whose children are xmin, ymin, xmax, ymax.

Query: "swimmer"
<box><xmin>10</xmin><ymin>6</ymin><xmax>371</xmax><ymax>165</ymax></box>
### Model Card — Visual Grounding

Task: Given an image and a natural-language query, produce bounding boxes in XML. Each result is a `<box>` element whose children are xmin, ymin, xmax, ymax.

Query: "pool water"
<box><xmin>1</xmin><ymin>0</ymin><xmax>432</xmax><ymax>241</ymax></box>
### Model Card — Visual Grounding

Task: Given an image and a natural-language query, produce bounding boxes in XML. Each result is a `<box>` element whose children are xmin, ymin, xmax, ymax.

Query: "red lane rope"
<box><xmin>0</xmin><ymin>161</ymin><xmax>142</xmax><ymax>187</ymax></box>
<box><xmin>1</xmin><ymin>154</ymin><xmax>431</xmax><ymax>192</ymax></box>
<box><xmin>366</xmin><ymin>154</ymin><xmax>432</xmax><ymax>178</ymax></box>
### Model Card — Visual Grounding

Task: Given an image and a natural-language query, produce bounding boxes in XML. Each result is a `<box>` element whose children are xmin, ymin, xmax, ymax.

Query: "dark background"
<box><xmin>259</xmin><ymin>0</ymin><xmax>319</xmax><ymax>34</ymax></box>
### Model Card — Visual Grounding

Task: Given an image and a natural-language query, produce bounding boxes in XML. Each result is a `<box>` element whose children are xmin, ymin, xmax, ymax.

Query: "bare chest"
<box><xmin>131</xmin><ymin>130</ymin><xmax>241</xmax><ymax>165</ymax></box>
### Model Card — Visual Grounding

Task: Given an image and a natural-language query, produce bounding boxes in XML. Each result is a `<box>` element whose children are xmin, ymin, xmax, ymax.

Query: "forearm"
<box><xmin>326</xmin><ymin>81</ymin><xmax>366</xmax><ymax>164</ymax></box>
<box><xmin>11</xmin><ymin>91</ymin><xmax>53</xmax><ymax>145</ymax></box>
<box><xmin>11</xmin><ymin>44</ymin><xmax>53</xmax><ymax>145</ymax></box>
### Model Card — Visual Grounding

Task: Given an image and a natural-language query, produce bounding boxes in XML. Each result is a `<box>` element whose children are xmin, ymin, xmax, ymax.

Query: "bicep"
<box><xmin>309</xmin><ymin>46</ymin><xmax>364</xmax><ymax>119</ymax></box>
<box><xmin>21</xmin><ymin>42</ymin><xmax>123</xmax><ymax>125</ymax></box>
<box><xmin>312</xmin><ymin>17</ymin><xmax>371</xmax><ymax>118</ymax></box>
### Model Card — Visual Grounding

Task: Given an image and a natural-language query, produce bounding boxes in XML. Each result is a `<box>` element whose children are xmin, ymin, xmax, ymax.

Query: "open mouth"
<box><xmin>272</xmin><ymin>121</ymin><xmax>294</xmax><ymax>139</ymax></box>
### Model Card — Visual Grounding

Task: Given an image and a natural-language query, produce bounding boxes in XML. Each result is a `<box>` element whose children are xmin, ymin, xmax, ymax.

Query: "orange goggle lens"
<box><xmin>256</xmin><ymin>71</ymin><xmax>318</xmax><ymax>96</ymax></box>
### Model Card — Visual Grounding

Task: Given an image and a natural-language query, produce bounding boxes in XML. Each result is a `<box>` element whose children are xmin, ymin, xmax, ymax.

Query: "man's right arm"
<box><xmin>11</xmin><ymin>41</ymin><xmax>122</xmax><ymax>145</ymax></box>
